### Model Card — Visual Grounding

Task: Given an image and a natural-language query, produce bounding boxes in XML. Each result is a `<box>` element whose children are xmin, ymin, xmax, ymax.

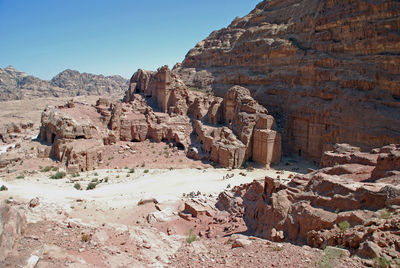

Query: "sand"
<box><xmin>0</xmin><ymin>167</ymin><xmax>296</xmax><ymax>208</ymax></box>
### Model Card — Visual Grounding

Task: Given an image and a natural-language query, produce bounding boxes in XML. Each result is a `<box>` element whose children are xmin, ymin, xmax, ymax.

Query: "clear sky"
<box><xmin>0</xmin><ymin>0</ymin><xmax>260</xmax><ymax>80</ymax></box>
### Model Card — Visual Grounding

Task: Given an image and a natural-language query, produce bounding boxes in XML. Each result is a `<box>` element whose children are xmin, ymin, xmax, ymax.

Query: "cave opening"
<box><xmin>176</xmin><ymin>142</ymin><xmax>185</xmax><ymax>150</ymax></box>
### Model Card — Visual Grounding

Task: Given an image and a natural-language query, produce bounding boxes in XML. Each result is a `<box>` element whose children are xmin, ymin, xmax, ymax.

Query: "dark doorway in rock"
<box><xmin>51</xmin><ymin>133</ymin><xmax>56</xmax><ymax>144</ymax></box>
<box><xmin>76</xmin><ymin>135</ymin><xmax>85</xmax><ymax>140</ymax></box>
<box><xmin>176</xmin><ymin>143</ymin><xmax>185</xmax><ymax>150</ymax></box>
<box><xmin>298</xmin><ymin>149</ymin><xmax>302</xmax><ymax>157</ymax></box>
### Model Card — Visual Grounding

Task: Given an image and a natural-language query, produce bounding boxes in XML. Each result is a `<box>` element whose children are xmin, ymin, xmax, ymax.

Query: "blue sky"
<box><xmin>0</xmin><ymin>0</ymin><xmax>260</xmax><ymax>79</ymax></box>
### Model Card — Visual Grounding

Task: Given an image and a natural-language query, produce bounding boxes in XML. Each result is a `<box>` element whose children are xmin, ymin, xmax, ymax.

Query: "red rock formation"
<box><xmin>175</xmin><ymin>0</ymin><xmax>400</xmax><ymax>162</ymax></box>
<box><xmin>216</xmin><ymin>144</ymin><xmax>400</xmax><ymax>259</ymax></box>
<box><xmin>125</xmin><ymin>66</ymin><xmax>190</xmax><ymax>116</ymax></box>
<box><xmin>38</xmin><ymin>68</ymin><xmax>282</xmax><ymax>169</ymax></box>
<box><xmin>371</xmin><ymin>144</ymin><xmax>400</xmax><ymax>181</ymax></box>
<box><xmin>123</xmin><ymin>69</ymin><xmax>154</xmax><ymax>103</ymax></box>
<box><xmin>0</xmin><ymin>203</ymin><xmax>26</xmax><ymax>262</ymax></box>
<box><xmin>38</xmin><ymin>101</ymin><xmax>105</xmax><ymax>172</ymax></box>
<box><xmin>193</xmin><ymin>86</ymin><xmax>281</xmax><ymax>168</ymax></box>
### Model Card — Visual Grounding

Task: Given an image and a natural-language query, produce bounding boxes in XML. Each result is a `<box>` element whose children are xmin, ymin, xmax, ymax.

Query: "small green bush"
<box><xmin>373</xmin><ymin>256</ymin><xmax>391</xmax><ymax>268</ymax></box>
<box><xmin>16</xmin><ymin>175</ymin><xmax>25</xmax><ymax>179</ymax></box>
<box><xmin>71</xmin><ymin>172</ymin><xmax>80</xmax><ymax>178</ymax></box>
<box><xmin>74</xmin><ymin>183</ymin><xmax>81</xmax><ymax>190</ymax></box>
<box><xmin>271</xmin><ymin>246</ymin><xmax>284</xmax><ymax>252</ymax></box>
<box><xmin>52</xmin><ymin>167</ymin><xmax>59</xmax><ymax>172</ymax></box>
<box><xmin>129</xmin><ymin>168</ymin><xmax>135</xmax><ymax>173</ymax></box>
<box><xmin>94</xmin><ymin>172</ymin><xmax>99</xmax><ymax>176</ymax></box>
<box><xmin>143</xmin><ymin>169</ymin><xmax>149</xmax><ymax>174</ymax></box>
<box><xmin>242</xmin><ymin>162</ymin><xmax>248</xmax><ymax>169</ymax></box>
<box><xmin>91</xmin><ymin>178</ymin><xmax>98</xmax><ymax>183</ymax></box>
<box><xmin>380</xmin><ymin>209</ymin><xmax>391</xmax><ymax>220</ymax></box>
<box><xmin>186</xmin><ymin>229</ymin><xmax>198</xmax><ymax>244</ymax></box>
<box><xmin>50</xmin><ymin>172</ymin><xmax>66</xmax><ymax>180</ymax></box>
<box><xmin>86</xmin><ymin>182</ymin><xmax>97</xmax><ymax>190</ymax></box>
<box><xmin>104</xmin><ymin>177</ymin><xmax>109</xmax><ymax>183</ymax></box>
<box><xmin>0</xmin><ymin>185</ymin><xmax>8</xmax><ymax>191</ymax></box>
<box><xmin>41</xmin><ymin>166</ymin><xmax>52</xmax><ymax>172</ymax></box>
<box><xmin>338</xmin><ymin>221</ymin><xmax>350</xmax><ymax>233</ymax></box>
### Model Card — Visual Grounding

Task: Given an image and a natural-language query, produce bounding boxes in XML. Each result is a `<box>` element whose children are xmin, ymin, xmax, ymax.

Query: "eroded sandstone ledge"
<box><xmin>216</xmin><ymin>143</ymin><xmax>400</xmax><ymax>260</ymax></box>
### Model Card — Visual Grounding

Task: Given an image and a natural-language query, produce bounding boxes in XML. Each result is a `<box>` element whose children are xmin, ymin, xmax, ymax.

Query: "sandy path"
<box><xmin>0</xmin><ymin>167</ymin><xmax>294</xmax><ymax>208</ymax></box>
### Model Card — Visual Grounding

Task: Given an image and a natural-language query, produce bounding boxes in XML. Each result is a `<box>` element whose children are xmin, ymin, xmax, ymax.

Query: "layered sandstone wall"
<box><xmin>174</xmin><ymin>0</ymin><xmax>400</xmax><ymax>162</ymax></box>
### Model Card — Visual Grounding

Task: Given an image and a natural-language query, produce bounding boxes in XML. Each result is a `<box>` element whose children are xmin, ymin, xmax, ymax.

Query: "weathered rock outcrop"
<box><xmin>38</xmin><ymin>102</ymin><xmax>104</xmax><ymax>172</ymax></box>
<box><xmin>0</xmin><ymin>66</ymin><xmax>128</xmax><ymax>101</ymax></box>
<box><xmin>124</xmin><ymin>67</ymin><xmax>282</xmax><ymax>168</ymax></box>
<box><xmin>174</xmin><ymin>0</ymin><xmax>400</xmax><ymax>162</ymax></box>
<box><xmin>193</xmin><ymin>86</ymin><xmax>281</xmax><ymax>168</ymax></box>
<box><xmin>0</xmin><ymin>203</ymin><xmax>26</xmax><ymax>262</ymax></box>
<box><xmin>216</xmin><ymin>144</ymin><xmax>400</xmax><ymax>259</ymax></box>
<box><xmin>123</xmin><ymin>69</ymin><xmax>154</xmax><ymax>103</ymax></box>
<box><xmin>38</xmin><ymin>67</ymin><xmax>282</xmax><ymax>169</ymax></box>
<box><xmin>108</xmin><ymin>95</ymin><xmax>193</xmax><ymax>148</ymax></box>
<box><xmin>0</xmin><ymin>122</ymin><xmax>34</xmax><ymax>144</ymax></box>
<box><xmin>125</xmin><ymin>66</ymin><xmax>189</xmax><ymax>115</ymax></box>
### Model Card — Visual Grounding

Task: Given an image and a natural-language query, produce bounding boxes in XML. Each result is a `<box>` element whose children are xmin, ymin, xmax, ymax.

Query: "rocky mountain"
<box><xmin>50</xmin><ymin>69</ymin><xmax>128</xmax><ymax>97</ymax></box>
<box><xmin>174</xmin><ymin>0</ymin><xmax>400</xmax><ymax>162</ymax></box>
<box><xmin>0</xmin><ymin>66</ymin><xmax>66</xmax><ymax>101</ymax></box>
<box><xmin>0</xmin><ymin>66</ymin><xmax>128</xmax><ymax>101</ymax></box>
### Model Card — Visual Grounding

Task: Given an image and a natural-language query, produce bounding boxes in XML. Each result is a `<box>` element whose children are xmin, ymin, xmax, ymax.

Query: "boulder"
<box><xmin>0</xmin><ymin>203</ymin><xmax>26</xmax><ymax>262</ymax></box>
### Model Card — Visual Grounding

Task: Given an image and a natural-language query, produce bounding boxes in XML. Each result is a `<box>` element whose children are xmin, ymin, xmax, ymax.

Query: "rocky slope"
<box><xmin>0</xmin><ymin>66</ymin><xmax>128</xmax><ymax>101</ymax></box>
<box><xmin>217</xmin><ymin>143</ymin><xmax>400</xmax><ymax>262</ymax></box>
<box><xmin>174</xmin><ymin>0</ymin><xmax>400</xmax><ymax>162</ymax></box>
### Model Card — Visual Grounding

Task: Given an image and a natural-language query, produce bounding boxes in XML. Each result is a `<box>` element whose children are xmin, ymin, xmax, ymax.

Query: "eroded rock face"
<box><xmin>38</xmin><ymin>68</ymin><xmax>282</xmax><ymax>169</ymax></box>
<box><xmin>371</xmin><ymin>144</ymin><xmax>400</xmax><ymax>181</ymax></box>
<box><xmin>216</xmin><ymin>144</ymin><xmax>400</xmax><ymax>259</ymax></box>
<box><xmin>175</xmin><ymin>0</ymin><xmax>400</xmax><ymax>162</ymax></box>
<box><xmin>192</xmin><ymin>86</ymin><xmax>281</xmax><ymax>168</ymax></box>
<box><xmin>38</xmin><ymin>101</ymin><xmax>104</xmax><ymax>172</ymax></box>
<box><xmin>0</xmin><ymin>203</ymin><xmax>26</xmax><ymax>262</ymax></box>
<box><xmin>0</xmin><ymin>122</ymin><xmax>34</xmax><ymax>144</ymax></box>
<box><xmin>125</xmin><ymin>66</ymin><xmax>190</xmax><ymax>115</ymax></box>
<box><xmin>123</xmin><ymin>69</ymin><xmax>154</xmax><ymax>103</ymax></box>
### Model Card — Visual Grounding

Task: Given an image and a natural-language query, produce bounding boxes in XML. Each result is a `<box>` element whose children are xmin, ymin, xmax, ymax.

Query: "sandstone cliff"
<box><xmin>0</xmin><ymin>66</ymin><xmax>128</xmax><ymax>101</ymax></box>
<box><xmin>174</xmin><ymin>0</ymin><xmax>400</xmax><ymax>162</ymax></box>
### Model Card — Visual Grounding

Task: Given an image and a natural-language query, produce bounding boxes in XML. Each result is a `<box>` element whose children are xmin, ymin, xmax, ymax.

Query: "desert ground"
<box><xmin>0</xmin><ymin>96</ymin><xmax>356</xmax><ymax>267</ymax></box>
<box><xmin>2</xmin><ymin>152</ymin><xmax>362</xmax><ymax>267</ymax></box>
<box><xmin>0</xmin><ymin>94</ymin><xmax>393</xmax><ymax>267</ymax></box>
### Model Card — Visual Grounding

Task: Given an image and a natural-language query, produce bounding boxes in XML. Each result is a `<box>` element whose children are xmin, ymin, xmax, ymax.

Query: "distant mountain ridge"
<box><xmin>0</xmin><ymin>66</ymin><xmax>129</xmax><ymax>101</ymax></box>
